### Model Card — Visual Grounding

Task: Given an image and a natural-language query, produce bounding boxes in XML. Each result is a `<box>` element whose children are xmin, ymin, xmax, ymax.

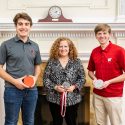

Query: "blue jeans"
<box><xmin>4</xmin><ymin>87</ymin><xmax>38</xmax><ymax>125</ymax></box>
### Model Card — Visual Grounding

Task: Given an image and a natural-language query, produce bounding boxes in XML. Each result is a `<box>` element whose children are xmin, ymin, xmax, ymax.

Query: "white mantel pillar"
<box><xmin>116</xmin><ymin>0</ymin><xmax>125</xmax><ymax>22</ymax></box>
<box><xmin>0</xmin><ymin>79</ymin><xmax>4</xmax><ymax>125</ymax></box>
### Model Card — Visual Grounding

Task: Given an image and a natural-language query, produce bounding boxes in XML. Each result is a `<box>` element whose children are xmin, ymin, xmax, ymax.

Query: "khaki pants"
<box><xmin>93</xmin><ymin>94</ymin><xmax>122</xmax><ymax>125</ymax></box>
<box><xmin>17</xmin><ymin>111</ymin><xmax>23</xmax><ymax>125</ymax></box>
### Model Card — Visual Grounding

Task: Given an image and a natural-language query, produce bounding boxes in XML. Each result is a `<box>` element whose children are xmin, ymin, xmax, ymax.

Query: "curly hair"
<box><xmin>13</xmin><ymin>12</ymin><xmax>32</xmax><ymax>26</ymax></box>
<box><xmin>49</xmin><ymin>37</ymin><xmax>78</xmax><ymax>60</ymax></box>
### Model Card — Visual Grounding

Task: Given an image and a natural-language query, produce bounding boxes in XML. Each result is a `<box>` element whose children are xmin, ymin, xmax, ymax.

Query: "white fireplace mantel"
<box><xmin>0</xmin><ymin>23</ymin><xmax>125</xmax><ymax>61</ymax></box>
<box><xmin>1</xmin><ymin>23</ymin><xmax>125</xmax><ymax>38</ymax></box>
<box><xmin>1</xmin><ymin>23</ymin><xmax>125</xmax><ymax>31</ymax></box>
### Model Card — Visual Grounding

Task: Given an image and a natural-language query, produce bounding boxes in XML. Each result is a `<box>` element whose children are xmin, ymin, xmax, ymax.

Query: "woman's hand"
<box><xmin>54</xmin><ymin>85</ymin><xmax>66</xmax><ymax>93</ymax></box>
<box><xmin>66</xmin><ymin>85</ymin><xmax>76</xmax><ymax>92</ymax></box>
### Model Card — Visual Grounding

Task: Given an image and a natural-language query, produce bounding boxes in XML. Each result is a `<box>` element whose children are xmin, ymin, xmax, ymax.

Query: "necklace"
<box><xmin>59</xmin><ymin>58</ymin><xmax>69</xmax><ymax>68</ymax></box>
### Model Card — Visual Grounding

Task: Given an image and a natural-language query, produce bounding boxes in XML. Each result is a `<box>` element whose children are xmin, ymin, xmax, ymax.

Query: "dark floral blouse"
<box><xmin>43</xmin><ymin>58</ymin><xmax>86</xmax><ymax>106</ymax></box>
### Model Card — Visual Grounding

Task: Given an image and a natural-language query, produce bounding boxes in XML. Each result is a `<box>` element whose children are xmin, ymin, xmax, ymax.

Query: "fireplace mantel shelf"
<box><xmin>0</xmin><ymin>23</ymin><xmax>125</xmax><ymax>31</ymax></box>
<box><xmin>1</xmin><ymin>23</ymin><xmax>125</xmax><ymax>61</ymax></box>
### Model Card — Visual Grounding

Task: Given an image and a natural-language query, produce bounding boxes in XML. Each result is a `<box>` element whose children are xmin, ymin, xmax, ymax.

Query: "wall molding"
<box><xmin>1</xmin><ymin>23</ymin><xmax>125</xmax><ymax>37</ymax></box>
<box><xmin>7</xmin><ymin>0</ymin><xmax>109</xmax><ymax>9</ymax></box>
<box><xmin>1</xmin><ymin>23</ymin><xmax>125</xmax><ymax>61</ymax></box>
<box><xmin>1</xmin><ymin>23</ymin><xmax>125</xmax><ymax>31</ymax></box>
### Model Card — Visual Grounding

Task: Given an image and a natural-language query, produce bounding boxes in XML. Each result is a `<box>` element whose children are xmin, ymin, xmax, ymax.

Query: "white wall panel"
<box><xmin>0</xmin><ymin>0</ymin><xmax>119</xmax><ymax>23</ymax></box>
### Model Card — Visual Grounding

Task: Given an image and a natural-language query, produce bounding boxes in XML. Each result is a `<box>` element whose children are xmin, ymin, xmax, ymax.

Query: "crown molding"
<box><xmin>1</xmin><ymin>23</ymin><xmax>125</xmax><ymax>39</ymax></box>
<box><xmin>1</xmin><ymin>23</ymin><xmax>125</xmax><ymax>31</ymax></box>
<box><xmin>1</xmin><ymin>23</ymin><xmax>125</xmax><ymax>61</ymax></box>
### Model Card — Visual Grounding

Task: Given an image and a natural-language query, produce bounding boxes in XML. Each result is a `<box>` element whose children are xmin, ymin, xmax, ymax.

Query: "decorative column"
<box><xmin>0</xmin><ymin>79</ymin><xmax>5</xmax><ymax>125</ymax></box>
<box><xmin>116</xmin><ymin>0</ymin><xmax>125</xmax><ymax>22</ymax></box>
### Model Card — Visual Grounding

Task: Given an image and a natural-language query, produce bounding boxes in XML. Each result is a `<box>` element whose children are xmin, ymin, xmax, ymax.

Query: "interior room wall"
<box><xmin>0</xmin><ymin>0</ymin><xmax>125</xmax><ymax>125</ymax></box>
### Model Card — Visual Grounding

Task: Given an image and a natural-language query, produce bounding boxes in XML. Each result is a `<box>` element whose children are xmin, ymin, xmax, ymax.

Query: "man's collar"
<box><xmin>100</xmin><ymin>41</ymin><xmax>112</xmax><ymax>52</ymax></box>
<box><xmin>14</xmin><ymin>35</ymin><xmax>31</xmax><ymax>44</ymax></box>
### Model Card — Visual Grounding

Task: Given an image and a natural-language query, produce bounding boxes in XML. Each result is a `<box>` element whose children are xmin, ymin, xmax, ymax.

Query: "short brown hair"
<box><xmin>13</xmin><ymin>12</ymin><xmax>32</xmax><ymax>26</ymax></box>
<box><xmin>94</xmin><ymin>23</ymin><xmax>111</xmax><ymax>35</ymax></box>
<box><xmin>49</xmin><ymin>37</ymin><xmax>78</xmax><ymax>60</ymax></box>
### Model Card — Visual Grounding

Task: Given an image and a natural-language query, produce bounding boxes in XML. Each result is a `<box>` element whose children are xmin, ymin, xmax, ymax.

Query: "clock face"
<box><xmin>49</xmin><ymin>6</ymin><xmax>62</xmax><ymax>19</ymax></box>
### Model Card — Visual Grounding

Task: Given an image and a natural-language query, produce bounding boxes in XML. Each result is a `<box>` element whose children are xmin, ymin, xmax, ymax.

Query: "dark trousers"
<box><xmin>49</xmin><ymin>102</ymin><xmax>79</xmax><ymax>125</ymax></box>
<box><xmin>34</xmin><ymin>94</ymin><xmax>43</xmax><ymax>125</ymax></box>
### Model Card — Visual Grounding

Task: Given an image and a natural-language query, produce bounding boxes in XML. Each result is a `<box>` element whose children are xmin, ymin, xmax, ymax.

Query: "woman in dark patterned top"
<box><xmin>43</xmin><ymin>37</ymin><xmax>86</xmax><ymax>125</ymax></box>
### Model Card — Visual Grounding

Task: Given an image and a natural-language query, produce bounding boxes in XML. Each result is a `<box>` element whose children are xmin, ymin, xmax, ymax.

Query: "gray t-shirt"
<box><xmin>0</xmin><ymin>35</ymin><xmax>42</xmax><ymax>87</ymax></box>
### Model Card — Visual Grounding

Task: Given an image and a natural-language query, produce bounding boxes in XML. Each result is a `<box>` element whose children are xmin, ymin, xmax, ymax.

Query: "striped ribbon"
<box><xmin>60</xmin><ymin>92</ymin><xmax>67</xmax><ymax>117</ymax></box>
